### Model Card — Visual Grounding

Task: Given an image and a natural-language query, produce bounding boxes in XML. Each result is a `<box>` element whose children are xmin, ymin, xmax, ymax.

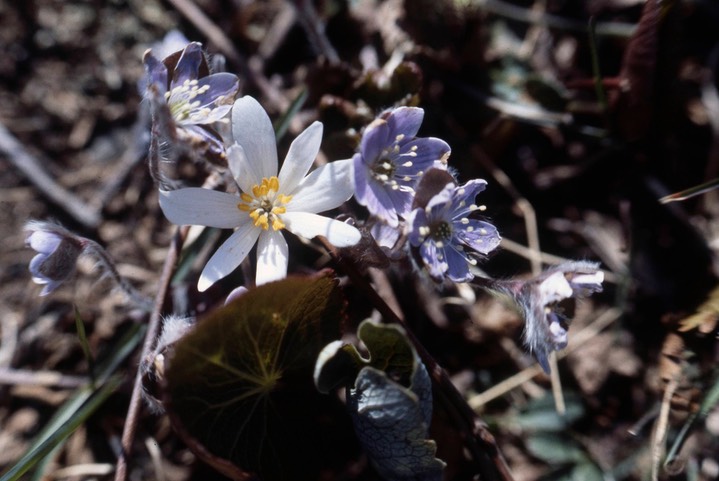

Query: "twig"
<box><xmin>51</xmin><ymin>463</ymin><xmax>114</xmax><ymax>478</ymax></box>
<box><xmin>500</xmin><ymin>237</ymin><xmax>569</xmax><ymax>264</ymax></box>
<box><xmin>652</xmin><ymin>376</ymin><xmax>679</xmax><ymax>481</ymax></box>
<box><xmin>0</xmin><ymin>367</ymin><xmax>88</xmax><ymax>389</ymax></box>
<box><xmin>517</xmin><ymin>0</ymin><xmax>547</xmax><ymax>60</ymax></box>
<box><xmin>0</xmin><ymin>312</ymin><xmax>19</xmax><ymax>369</ymax></box>
<box><xmin>0</xmin><ymin>123</ymin><xmax>101</xmax><ymax>229</ymax></box>
<box><xmin>474</xmin><ymin>146</ymin><xmax>542</xmax><ymax>276</ymax></box>
<box><xmin>114</xmin><ymin>226</ymin><xmax>187</xmax><ymax>481</ymax></box>
<box><xmin>473</xmin><ymin>145</ymin><xmax>570</xmax><ymax>414</ymax></box>
<box><xmin>99</xmin><ymin>117</ymin><xmax>150</xmax><ymax>207</ymax></box>
<box><xmin>318</xmin><ymin>237</ymin><xmax>515</xmax><ymax>481</ymax></box>
<box><xmin>144</xmin><ymin>436</ymin><xmax>167</xmax><ymax>481</ymax></box>
<box><xmin>368</xmin><ymin>267</ymin><xmax>404</xmax><ymax>320</ymax></box>
<box><xmin>165</xmin><ymin>0</ymin><xmax>289</xmax><ymax>112</ymax></box>
<box><xmin>84</xmin><ymin>239</ymin><xmax>155</xmax><ymax>312</ymax></box>
<box><xmin>289</xmin><ymin>0</ymin><xmax>340</xmax><ymax>64</ymax></box>
<box><xmin>468</xmin><ymin>307</ymin><xmax>622</xmax><ymax>409</ymax></box>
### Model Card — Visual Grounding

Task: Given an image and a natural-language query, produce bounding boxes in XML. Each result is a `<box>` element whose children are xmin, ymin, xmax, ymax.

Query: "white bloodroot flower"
<box><xmin>159</xmin><ymin>95</ymin><xmax>361</xmax><ymax>290</ymax></box>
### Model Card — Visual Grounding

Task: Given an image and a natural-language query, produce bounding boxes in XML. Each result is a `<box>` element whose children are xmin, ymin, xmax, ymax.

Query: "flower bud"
<box><xmin>24</xmin><ymin>221</ymin><xmax>84</xmax><ymax>296</ymax></box>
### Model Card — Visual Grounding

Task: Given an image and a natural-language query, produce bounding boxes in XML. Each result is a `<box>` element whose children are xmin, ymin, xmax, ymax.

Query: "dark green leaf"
<box><xmin>164</xmin><ymin>271</ymin><xmax>354</xmax><ymax>481</ymax></box>
<box><xmin>356</xmin><ymin>320</ymin><xmax>416</xmax><ymax>387</ymax></box>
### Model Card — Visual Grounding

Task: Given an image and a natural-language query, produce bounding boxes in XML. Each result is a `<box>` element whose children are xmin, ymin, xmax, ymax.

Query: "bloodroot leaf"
<box><xmin>315</xmin><ymin>321</ymin><xmax>445</xmax><ymax>481</ymax></box>
<box><xmin>163</xmin><ymin>271</ymin><xmax>353</xmax><ymax>481</ymax></box>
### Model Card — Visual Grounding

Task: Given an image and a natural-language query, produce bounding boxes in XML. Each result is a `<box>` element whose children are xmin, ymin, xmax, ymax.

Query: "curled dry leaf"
<box><xmin>315</xmin><ymin>320</ymin><xmax>445</xmax><ymax>481</ymax></box>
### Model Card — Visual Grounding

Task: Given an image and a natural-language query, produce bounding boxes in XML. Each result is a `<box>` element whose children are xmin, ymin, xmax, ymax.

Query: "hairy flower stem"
<box><xmin>318</xmin><ymin>236</ymin><xmax>515</xmax><ymax>481</ymax></box>
<box><xmin>147</xmin><ymin>91</ymin><xmax>180</xmax><ymax>192</ymax></box>
<box><xmin>114</xmin><ymin>226</ymin><xmax>187</xmax><ymax>481</ymax></box>
<box><xmin>83</xmin><ymin>240</ymin><xmax>154</xmax><ymax>312</ymax></box>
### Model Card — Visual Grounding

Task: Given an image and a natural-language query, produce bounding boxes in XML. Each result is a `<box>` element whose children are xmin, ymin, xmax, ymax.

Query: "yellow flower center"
<box><xmin>237</xmin><ymin>176</ymin><xmax>293</xmax><ymax>231</ymax></box>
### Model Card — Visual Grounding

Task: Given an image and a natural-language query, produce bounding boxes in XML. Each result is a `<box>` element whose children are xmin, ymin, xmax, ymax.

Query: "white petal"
<box><xmin>159</xmin><ymin>189</ymin><xmax>244</xmax><ymax>228</ymax></box>
<box><xmin>282</xmin><ymin>212</ymin><xmax>361</xmax><ymax>247</ymax></box>
<box><xmin>198</xmin><ymin>224</ymin><xmax>261</xmax><ymax>292</ymax></box>
<box><xmin>538</xmin><ymin>271</ymin><xmax>573</xmax><ymax>304</ymax></box>
<box><xmin>224</xmin><ymin>285</ymin><xmax>249</xmax><ymax>305</ymax></box>
<box><xmin>231</xmin><ymin>96</ymin><xmax>278</xmax><ymax>179</ymax></box>
<box><xmin>278</xmin><ymin>121</ymin><xmax>323</xmax><ymax>194</ymax></box>
<box><xmin>572</xmin><ymin>272</ymin><xmax>604</xmax><ymax>286</ymax></box>
<box><xmin>287</xmin><ymin>158</ymin><xmax>354</xmax><ymax>213</ymax></box>
<box><xmin>255</xmin><ymin>230</ymin><xmax>289</xmax><ymax>285</ymax></box>
<box><xmin>227</xmin><ymin>143</ymin><xmax>262</xmax><ymax>194</ymax></box>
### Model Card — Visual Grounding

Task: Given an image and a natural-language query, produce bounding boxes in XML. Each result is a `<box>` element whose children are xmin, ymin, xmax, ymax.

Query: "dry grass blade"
<box><xmin>469</xmin><ymin>308</ymin><xmax>623</xmax><ymax>410</ymax></box>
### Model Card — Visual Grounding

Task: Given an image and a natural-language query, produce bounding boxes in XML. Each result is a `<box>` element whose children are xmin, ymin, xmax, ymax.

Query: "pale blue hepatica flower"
<box><xmin>490</xmin><ymin>261</ymin><xmax>604</xmax><ymax>372</ymax></box>
<box><xmin>407</xmin><ymin>178</ymin><xmax>501</xmax><ymax>282</ymax></box>
<box><xmin>354</xmin><ymin>107</ymin><xmax>450</xmax><ymax>227</ymax></box>
<box><xmin>159</xmin><ymin>96</ymin><xmax>361</xmax><ymax>290</ymax></box>
<box><xmin>150</xmin><ymin>30</ymin><xmax>191</xmax><ymax>62</ymax></box>
<box><xmin>24</xmin><ymin>221</ymin><xmax>84</xmax><ymax>296</ymax></box>
<box><xmin>143</xmin><ymin>42</ymin><xmax>239</xmax><ymax>152</ymax></box>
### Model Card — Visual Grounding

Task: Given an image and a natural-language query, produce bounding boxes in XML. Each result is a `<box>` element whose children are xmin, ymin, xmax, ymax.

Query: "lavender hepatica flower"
<box><xmin>159</xmin><ymin>96</ymin><xmax>361</xmax><ymax>291</ymax></box>
<box><xmin>407</xmin><ymin>177</ymin><xmax>501</xmax><ymax>282</ymax></box>
<box><xmin>143</xmin><ymin>42</ymin><xmax>239</xmax><ymax>153</ymax></box>
<box><xmin>493</xmin><ymin>261</ymin><xmax>604</xmax><ymax>372</ymax></box>
<box><xmin>354</xmin><ymin>107</ymin><xmax>451</xmax><ymax>227</ymax></box>
<box><xmin>24</xmin><ymin>221</ymin><xmax>85</xmax><ymax>296</ymax></box>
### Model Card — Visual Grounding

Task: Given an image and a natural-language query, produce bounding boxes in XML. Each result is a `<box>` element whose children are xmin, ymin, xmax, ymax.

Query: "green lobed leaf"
<box><xmin>315</xmin><ymin>320</ymin><xmax>444</xmax><ymax>481</ymax></box>
<box><xmin>356</xmin><ymin>320</ymin><xmax>416</xmax><ymax>387</ymax></box>
<box><xmin>163</xmin><ymin>271</ymin><xmax>355</xmax><ymax>481</ymax></box>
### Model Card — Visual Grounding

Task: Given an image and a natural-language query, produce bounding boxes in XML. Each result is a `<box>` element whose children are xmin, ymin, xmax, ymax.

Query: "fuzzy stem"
<box><xmin>82</xmin><ymin>239</ymin><xmax>154</xmax><ymax>312</ymax></box>
<box><xmin>114</xmin><ymin>226</ymin><xmax>187</xmax><ymax>481</ymax></box>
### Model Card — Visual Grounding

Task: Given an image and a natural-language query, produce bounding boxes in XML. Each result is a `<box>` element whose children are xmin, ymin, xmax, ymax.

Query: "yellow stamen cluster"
<box><xmin>237</xmin><ymin>176</ymin><xmax>292</xmax><ymax>231</ymax></box>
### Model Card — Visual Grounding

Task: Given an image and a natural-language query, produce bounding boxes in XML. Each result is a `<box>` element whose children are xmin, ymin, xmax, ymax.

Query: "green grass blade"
<box><xmin>273</xmin><ymin>88</ymin><xmax>308</xmax><ymax>142</ymax></box>
<box><xmin>0</xmin><ymin>376</ymin><xmax>122</xmax><ymax>481</ymax></box>
<box><xmin>665</xmin><ymin>370</ymin><xmax>719</xmax><ymax>466</ymax></box>
<box><xmin>73</xmin><ymin>305</ymin><xmax>96</xmax><ymax>386</ymax></box>
<box><xmin>0</xmin><ymin>323</ymin><xmax>144</xmax><ymax>480</ymax></box>
<box><xmin>659</xmin><ymin>177</ymin><xmax>719</xmax><ymax>204</ymax></box>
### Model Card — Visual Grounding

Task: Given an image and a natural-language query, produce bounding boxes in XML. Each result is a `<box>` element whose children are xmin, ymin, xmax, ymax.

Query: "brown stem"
<box><xmin>317</xmin><ymin>237</ymin><xmax>515</xmax><ymax>481</ymax></box>
<box><xmin>114</xmin><ymin>226</ymin><xmax>187</xmax><ymax>481</ymax></box>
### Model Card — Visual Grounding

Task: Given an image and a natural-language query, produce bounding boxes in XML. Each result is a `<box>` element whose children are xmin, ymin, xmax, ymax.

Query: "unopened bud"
<box><xmin>25</xmin><ymin>221</ymin><xmax>85</xmax><ymax>296</ymax></box>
